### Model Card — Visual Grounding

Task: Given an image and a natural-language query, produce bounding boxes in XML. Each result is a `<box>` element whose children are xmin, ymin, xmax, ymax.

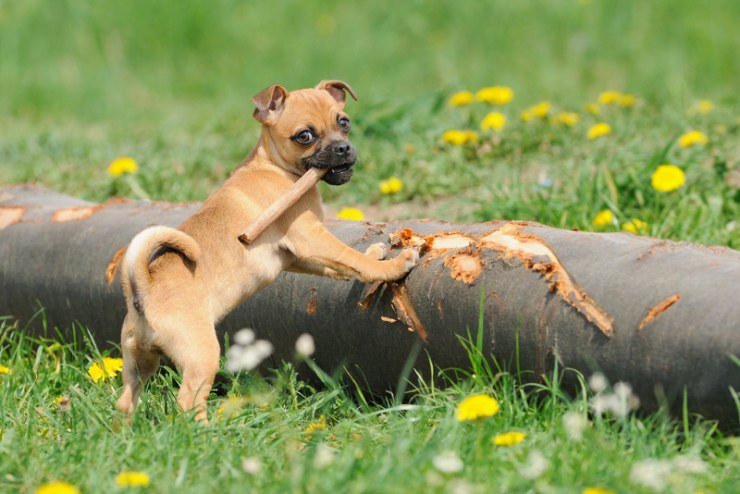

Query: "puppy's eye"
<box><xmin>293</xmin><ymin>129</ymin><xmax>315</xmax><ymax>145</ymax></box>
<box><xmin>338</xmin><ymin>117</ymin><xmax>351</xmax><ymax>132</ymax></box>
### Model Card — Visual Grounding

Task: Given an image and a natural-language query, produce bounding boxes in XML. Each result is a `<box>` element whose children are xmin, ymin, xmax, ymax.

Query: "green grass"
<box><xmin>1</xmin><ymin>322</ymin><xmax>738</xmax><ymax>494</ymax></box>
<box><xmin>1</xmin><ymin>1</ymin><xmax>738</xmax><ymax>246</ymax></box>
<box><xmin>1</xmin><ymin>1</ymin><xmax>739</xmax><ymax>492</ymax></box>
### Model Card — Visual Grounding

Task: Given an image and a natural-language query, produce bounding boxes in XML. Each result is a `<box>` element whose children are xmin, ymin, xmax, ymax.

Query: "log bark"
<box><xmin>1</xmin><ymin>185</ymin><xmax>739</xmax><ymax>427</ymax></box>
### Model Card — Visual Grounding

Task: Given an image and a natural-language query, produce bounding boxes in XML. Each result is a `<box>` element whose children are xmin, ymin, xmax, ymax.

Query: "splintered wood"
<box><xmin>389</xmin><ymin>282</ymin><xmax>428</xmax><ymax>342</ymax></box>
<box><xmin>638</xmin><ymin>294</ymin><xmax>680</xmax><ymax>330</ymax></box>
<box><xmin>105</xmin><ymin>247</ymin><xmax>127</xmax><ymax>284</ymax></box>
<box><xmin>359</xmin><ymin>281</ymin><xmax>429</xmax><ymax>343</ymax></box>
<box><xmin>0</xmin><ymin>206</ymin><xmax>24</xmax><ymax>229</ymax></box>
<box><xmin>443</xmin><ymin>248</ymin><xmax>484</xmax><ymax>284</ymax></box>
<box><xmin>481</xmin><ymin>224</ymin><xmax>614</xmax><ymax>337</ymax></box>
<box><xmin>239</xmin><ymin>167</ymin><xmax>328</xmax><ymax>244</ymax></box>
<box><xmin>392</xmin><ymin>223</ymin><xmax>615</xmax><ymax>338</ymax></box>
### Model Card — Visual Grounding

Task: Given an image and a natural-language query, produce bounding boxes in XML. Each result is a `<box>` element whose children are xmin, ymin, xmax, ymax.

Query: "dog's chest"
<box><xmin>242</xmin><ymin>243</ymin><xmax>287</xmax><ymax>286</ymax></box>
<box><xmin>208</xmin><ymin>243</ymin><xmax>289</xmax><ymax>320</ymax></box>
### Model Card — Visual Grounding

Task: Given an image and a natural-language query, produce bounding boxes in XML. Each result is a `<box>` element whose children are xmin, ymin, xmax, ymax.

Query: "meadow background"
<box><xmin>1</xmin><ymin>0</ymin><xmax>739</xmax><ymax>493</ymax></box>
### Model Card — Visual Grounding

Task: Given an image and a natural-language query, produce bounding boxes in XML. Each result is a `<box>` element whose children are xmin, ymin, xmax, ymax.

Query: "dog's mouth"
<box><xmin>328</xmin><ymin>164</ymin><xmax>352</xmax><ymax>174</ymax></box>
<box><xmin>303</xmin><ymin>143</ymin><xmax>357</xmax><ymax>186</ymax></box>
<box><xmin>315</xmin><ymin>162</ymin><xmax>354</xmax><ymax>186</ymax></box>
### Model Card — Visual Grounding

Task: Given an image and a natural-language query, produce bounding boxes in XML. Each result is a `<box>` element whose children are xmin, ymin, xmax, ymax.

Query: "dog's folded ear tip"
<box><xmin>252</xmin><ymin>84</ymin><xmax>289</xmax><ymax>111</ymax></box>
<box><xmin>316</xmin><ymin>80</ymin><xmax>358</xmax><ymax>103</ymax></box>
<box><xmin>251</xmin><ymin>84</ymin><xmax>289</xmax><ymax>124</ymax></box>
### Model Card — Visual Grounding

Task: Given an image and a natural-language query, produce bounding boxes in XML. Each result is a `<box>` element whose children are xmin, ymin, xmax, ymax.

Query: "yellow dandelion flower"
<box><xmin>584</xmin><ymin>103</ymin><xmax>601</xmax><ymax>115</ymax></box>
<box><xmin>217</xmin><ymin>396</ymin><xmax>246</xmax><ymax>419</ymax></box>
<box><xmin>304</xmin><ymin>415</ymin><xmax>327</xmax><ymax>434</ymax></box>
<box><xmin>442</xmin><ymin>129</ymin><xmax>478</xmax><ymax>145</ymax></box>
<box><xmin>480</xmin><ymin>111</ymin><xmax>507</xmax><ymax>132</ymax></box>
<box><xmin>621</xmin><ymin>218</ymin><xmax>648</xmax><ymax>235</ymax></box>
<box><xmin>618</xmin><ymin>94</ymin><xmax>637</xmax><ymax>107</ymax></box>
<box><xmin>403</xmin><ymin>143</ymin><xmax>416</xmax><ymax>155</ymax></box>
<box><xmin>35</xmin><ymin>481</ymin><xmax>80</xmax><ymax>494</ymax></box>
<box><xmin>554</xmin><ymin>112</ymin><xmax>580</xmax><ymax>127</ymax></box>
<box><xmin>116</xmin><ymin>471</ymin><xmax>151</xmax><ymax>488</ymax></box>
<box><xmin>678</xmin><ymin>130</ymin><xmax>708</xmax><ymax>149</ymax></box>
<box><xmin>651</xmin><ymin>164</ymin><xmax>686</xmax><ymax>192</ymax></box>
<box><xmin>592</xmin><ymin>210</ymin><xmax>615</xmax><ymax>227</ymax></box>
<box><xmin>379</xmin><ymin>177</ymin><xmax>404</xmax><ymax>195</ymax></box>
<box><xmin>492</xmin><ymin>431</ymin><xmax>526</xmax><ymax>446</ymax></box>
<box><xmin>107</xmin><ymin>157</ymin><xmax>139</xmax><ymax>177</ymax></box>
<box><xmin>476</xmin><ymin>86</ymin><xmax>514</xmax><ymax>105</ymax></box>
<box><xmin>336</xmin><ymin>207</ymin><xmax>365</xmax><ymax>221</ymax></box>
<box><xmin>455</xmin><ymin>394</ymin><xmax>500</xmax><ymax>421</ymax></box>
<box><xmin>87</xmin><ymin>357</ymin><xmax>124</xmax><ymax>383</ymax></box>
<box><xmin>582</xmin><ymin>488</ymin><xmax>616</xmax><ymax>494</ymax></box>
<box><xmin>0</xmin><ymin>364</ymin><xmax>12</xmax><ymax>375</ymax></box>
<box><xmin>689</xmin><ymin>99</ymin><xmax>714</xmax><ymax>116</ymax></box>
<box><xmin>442</xmin><ymin>129</ymin><xmax>466</xmax><ymax>145</ymax></box>
<box><xmin>531</xmin><ymin>101</ymin><xmax>551</xmax><ymax>118</ymax></box>
<box><xmin>598</xmin><ymin>90</ymin><xmax>622</xmax><ymax>105</ymax></box>
<box><xmin>587</xmin><ymin>122</ymin><xmax>612</xmax><ymax>140</ymax></box>
<box><xmin>448</xmin><ymin>91</ymin><xmax>475</xmax><ymax>107</ymax></box>
<box><xmin>521</xmin><ymin>102</ymin><xmax>551</xmax><ymax>121</ymax></box>
<box><xmin>462</xmin><ymin>130</ymin><xmax>479</xmax><ymax>143</ymax></box>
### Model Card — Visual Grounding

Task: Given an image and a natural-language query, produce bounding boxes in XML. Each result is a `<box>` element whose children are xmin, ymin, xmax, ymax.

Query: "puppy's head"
<box><xmin>252</xmin><ymin>80</ymin><xmax>358</xmax><ymax>186</ymax></box>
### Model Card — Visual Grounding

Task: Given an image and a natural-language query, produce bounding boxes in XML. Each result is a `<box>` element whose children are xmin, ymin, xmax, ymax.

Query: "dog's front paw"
<box><xmin>399</xmin><ymin>248</ymin><xmax>419</xmax><ymax>271</ymax></box>
<box><xmin>365</xmin><ymin>242</ymin><xmax>388</xmax><ymax>260</ymax></box>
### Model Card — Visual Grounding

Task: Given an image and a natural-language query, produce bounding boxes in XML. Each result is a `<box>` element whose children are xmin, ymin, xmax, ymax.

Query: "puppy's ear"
<box><xmin>252</xmin><ymin>84</ymin><xmax>289</xmax><ymax>125</ymax></box>
<box><xmin>316</xmin><ymin>80</ymin><xmax>358</xmax><ymax>107</ymax></box>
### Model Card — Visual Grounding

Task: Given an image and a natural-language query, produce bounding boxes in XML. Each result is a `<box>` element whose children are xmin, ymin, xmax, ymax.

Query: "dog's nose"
<box><xmin>332</xmin><ymin>142</ymin><xmax>351</xmax><ymax>156</ymax></box>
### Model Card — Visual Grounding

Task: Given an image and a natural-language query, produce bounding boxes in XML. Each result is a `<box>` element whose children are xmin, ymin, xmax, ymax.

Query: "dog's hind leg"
<box><xmin>149</xmin><ymin>308</ymin><xmax>220</xmax><ymax>423</ymax></box>
<box><xmin>116</xmin><ymin>314</ymin><xmax>161</xmax><ymax>417</ymax></box>
<box><xmin>175</xmin><ymin>332</ymin><xmax>220</xmax><ymax>423</ymax></box>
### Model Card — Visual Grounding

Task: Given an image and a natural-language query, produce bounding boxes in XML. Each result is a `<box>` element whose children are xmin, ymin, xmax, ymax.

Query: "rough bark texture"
<box><xmin>1</xmin><ymin>185</ymin><xmax>739</xmax><ymax>427</ymax></box>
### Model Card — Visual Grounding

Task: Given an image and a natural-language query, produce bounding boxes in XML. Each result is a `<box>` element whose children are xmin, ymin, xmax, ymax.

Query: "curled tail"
<box><xmin>124</xmin><ymin>226</ymin><xmax>201</xmax><ymax>313</ymax></box>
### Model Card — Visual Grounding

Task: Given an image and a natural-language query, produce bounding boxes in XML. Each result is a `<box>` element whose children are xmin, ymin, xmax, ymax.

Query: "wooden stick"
<box><xmin>238</xmin><ymin>167</ymin><xmax>328</xmax><ymax>244</ymax></box>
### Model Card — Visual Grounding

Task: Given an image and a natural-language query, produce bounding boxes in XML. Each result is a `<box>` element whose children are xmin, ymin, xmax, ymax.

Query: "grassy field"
<box><xmin>1</xmin><ymin>322</ymin><xmax>738</xmax><ymax>494</ymax></box>
<box><xmin>1</xmin><ymin>1</ymin><xmax>739</xmax><ymax>493</ymax></box>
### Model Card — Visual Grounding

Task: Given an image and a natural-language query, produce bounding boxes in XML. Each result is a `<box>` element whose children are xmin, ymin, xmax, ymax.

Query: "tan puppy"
<box><xmin>115</xmin><ymin>80</ymin><xmax>418</xmax><ymax>422</ymax></box>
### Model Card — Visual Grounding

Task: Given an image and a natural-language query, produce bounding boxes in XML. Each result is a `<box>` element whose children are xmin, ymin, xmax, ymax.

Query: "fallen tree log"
<box><xmin>1</xmin><ymin>184</ymin><xmax>739</xmax><ymax>427</ymax></box>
